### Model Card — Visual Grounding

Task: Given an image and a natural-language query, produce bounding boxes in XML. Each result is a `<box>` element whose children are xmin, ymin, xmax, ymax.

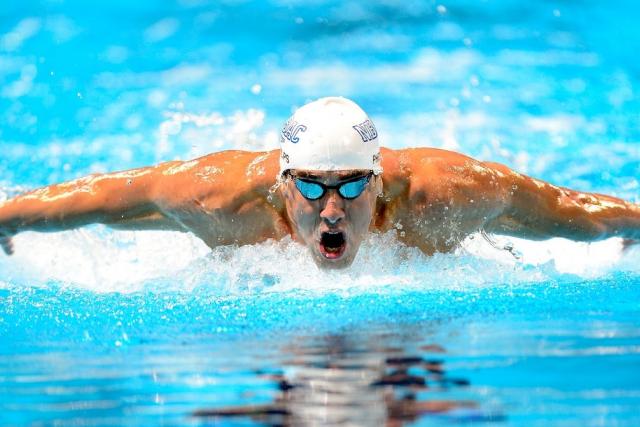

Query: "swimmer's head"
<box><xmin>279</xmin><ymin>97</ymin><xmax>383</xmax><ymax>269</ymax></box>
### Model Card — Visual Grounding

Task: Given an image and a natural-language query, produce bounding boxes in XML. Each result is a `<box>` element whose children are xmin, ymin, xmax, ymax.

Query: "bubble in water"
<box><xmin>250</xmin><ymin>84</ymin><xmax>262</xmax><ymax>95</ymax></box>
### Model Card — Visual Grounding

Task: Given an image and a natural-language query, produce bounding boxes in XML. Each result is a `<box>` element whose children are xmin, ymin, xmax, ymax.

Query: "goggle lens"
<box><xmin>293</xmin><ymin>174</ymin><xmax>371</xmax><ymax>201</ymax></box>
<box><xmin>294</xmin><ymin>179</ymin><xmax>325</xmax><ymax>200</ymax></box>
<box><xmin>338</xmin><ymin>177</ymin><xmax>368</xmax><ymax>199</ymax></box>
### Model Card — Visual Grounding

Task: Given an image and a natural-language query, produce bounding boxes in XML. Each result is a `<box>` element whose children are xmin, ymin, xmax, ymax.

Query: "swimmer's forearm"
<box><xmin>492</xmin><ymin>196</ymin><xmax>640</xmax><ymax>241</ymax></box>
<box><xmin>485</xmin><ymin>163</ymin><xmax>640</xmax><ymax>241</ymax></box>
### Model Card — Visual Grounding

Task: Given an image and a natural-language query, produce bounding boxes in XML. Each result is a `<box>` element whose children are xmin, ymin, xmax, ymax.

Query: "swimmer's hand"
<box><xmin>0</xmin><ymin>234</ymin><xmax>14</xmax><ymax>255</ymax></box>
<box><xmin>622</xmin><ymin>238</ymin><xmax>639</xmax><ymax>253</ymax></box>
<box><xmin>0</xmin><ymin>221</ymin><xmax>15</xmax><ymax>255</ymax></box>
<box><xmin>0</xmin><ymin>200</ymin><xmax>16</xmax><ymax>255</ymax></box>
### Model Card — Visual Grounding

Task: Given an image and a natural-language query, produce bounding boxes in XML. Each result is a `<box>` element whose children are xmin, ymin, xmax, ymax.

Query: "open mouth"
<box><xmin>319</xmin><ymin>231</ymin><xmax>346</xmax><ymax>259</ymax></box>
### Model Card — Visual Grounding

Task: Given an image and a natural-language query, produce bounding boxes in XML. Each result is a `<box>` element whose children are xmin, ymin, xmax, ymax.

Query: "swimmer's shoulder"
<box><xmin>152</xmin><ymin>149</ymin><xmax>280</xmax><ymax>209</ymax></box>
<box><xmin>191</xmin><ymin>149</ymin><xmax>279</xmax><ymax>182</ymax></box>
<box><xmin>381</xmin><ymin>146</ymin><xmax>498</xmax><ymax>200</ymax></box>
<box><xmin>383</xmin><ymin>146</ymin><xmax>479</xmax><ymax>166</ymax></box>
<box><xmin>381</xmin><ymin>146</ymin><xmax>483</xmax><ymax>180</ymax></box>
<box><xmin>156</xmin><ymin>150</ymin><xmax>278</xmax><ymax>184</ymax></box>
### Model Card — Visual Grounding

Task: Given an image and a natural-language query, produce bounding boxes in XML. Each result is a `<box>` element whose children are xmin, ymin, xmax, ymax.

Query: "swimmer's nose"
<box><xmin>320</xmin><ymin>191</ymin><xmax>345</xmax><ymax>225</ymax></box>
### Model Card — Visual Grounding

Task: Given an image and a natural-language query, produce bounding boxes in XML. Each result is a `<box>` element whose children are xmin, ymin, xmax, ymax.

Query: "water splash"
<box><xmin>0</xmin><ymin>226</ymin><xmax>636</xmax><ymax>295</ymax></box>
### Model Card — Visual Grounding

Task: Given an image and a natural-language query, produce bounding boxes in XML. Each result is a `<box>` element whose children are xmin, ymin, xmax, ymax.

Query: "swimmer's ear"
<box><xmin>373</xmin><ymin>175</ymin><xmax>383</xmax><ymax>197</ymax></box>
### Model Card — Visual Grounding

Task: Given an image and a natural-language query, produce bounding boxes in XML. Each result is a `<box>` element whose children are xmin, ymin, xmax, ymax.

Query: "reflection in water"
<box><xmin>193</xmin><ymin>334</ymin><xmax>504</xmax><ymax>425</ymax></box>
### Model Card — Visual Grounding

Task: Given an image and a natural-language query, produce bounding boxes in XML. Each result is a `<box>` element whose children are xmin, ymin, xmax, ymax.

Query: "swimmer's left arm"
<box><xmin>483</xmin><ymin>162</ymin><xmax>640</xmax><ymax>242</ymax></box>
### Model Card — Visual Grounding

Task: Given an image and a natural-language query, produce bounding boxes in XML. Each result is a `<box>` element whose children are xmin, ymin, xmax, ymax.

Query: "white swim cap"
<box><xmin>279</xmin><ymin>97</ymin><xmax>382</xmax><ymax>175</ymax></box>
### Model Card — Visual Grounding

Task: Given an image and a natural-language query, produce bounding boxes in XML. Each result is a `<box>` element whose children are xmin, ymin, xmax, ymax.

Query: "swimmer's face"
<box><xmin>280</xmin><ymin>170</ymin><xmax>381</xmax><ymax>269</ymax></box>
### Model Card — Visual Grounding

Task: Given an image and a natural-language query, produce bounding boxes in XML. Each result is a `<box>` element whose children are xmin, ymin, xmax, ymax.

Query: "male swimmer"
<box><xmin>0</xmin><ymin>97</ymin><xmax>639</xmax><ymax>269</ymax></box>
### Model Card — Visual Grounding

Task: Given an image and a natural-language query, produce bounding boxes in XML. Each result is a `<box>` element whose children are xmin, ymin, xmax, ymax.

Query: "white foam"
<box><xmin>0</xmin><ymin>226</ymin><xmax>636</xmax><ymax>295</ymax></box>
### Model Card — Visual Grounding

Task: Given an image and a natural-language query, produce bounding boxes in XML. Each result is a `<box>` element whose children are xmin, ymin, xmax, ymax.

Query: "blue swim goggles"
<box><xmin>288</xmin><ymin>172</ymin><xmax>374</xmax><ymax>201</ymax></box>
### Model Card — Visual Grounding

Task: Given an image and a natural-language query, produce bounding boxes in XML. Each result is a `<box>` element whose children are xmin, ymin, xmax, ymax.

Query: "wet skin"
<box><xmin>0</xmin><ymin>147</ymin><xmax>639</xmax><ymax>268</ymax></box>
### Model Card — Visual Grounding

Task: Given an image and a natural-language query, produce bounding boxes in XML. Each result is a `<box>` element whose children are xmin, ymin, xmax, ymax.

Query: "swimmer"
<box><xmin>0</xmin><ymin>97</ymin><xmax>639</xmax><ymax>268</ymax></box>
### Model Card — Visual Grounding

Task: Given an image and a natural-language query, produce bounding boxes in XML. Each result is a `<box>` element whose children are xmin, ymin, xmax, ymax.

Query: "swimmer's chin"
<box><xmin>313</xmin><ymin>257</ymin><xmax>355</xmax><ymax>270</ymax></box>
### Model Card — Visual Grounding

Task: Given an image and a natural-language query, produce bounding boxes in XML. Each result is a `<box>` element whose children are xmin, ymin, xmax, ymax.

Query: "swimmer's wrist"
<box><xmin>0</xmin><ymin>204</ymin><xmax>27</xmax><ymax>235</ymax></box>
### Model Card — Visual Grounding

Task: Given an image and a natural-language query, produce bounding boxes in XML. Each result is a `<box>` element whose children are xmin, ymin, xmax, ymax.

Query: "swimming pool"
<box><xmin>1</xmin><ymin>0</ymin><xmax>639</xmax><ymax>425</ymax></box>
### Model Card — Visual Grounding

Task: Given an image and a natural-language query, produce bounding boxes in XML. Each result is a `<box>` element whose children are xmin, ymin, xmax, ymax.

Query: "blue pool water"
<box><xmin>1</xmin><ymin>0</ymin><xmax>640</xmax><ymax>425</ymax></box>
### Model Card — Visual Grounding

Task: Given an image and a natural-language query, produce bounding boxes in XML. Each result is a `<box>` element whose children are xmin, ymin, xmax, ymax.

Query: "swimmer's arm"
<box><xmin>483</xmin><ymin>162</ymin><xmax>640</xmax><ymax>241</ymax></box>
<box><xmin>0</xmin><ymin>163</ymin><xmax>187</xmax><ymax>253</ymax></box>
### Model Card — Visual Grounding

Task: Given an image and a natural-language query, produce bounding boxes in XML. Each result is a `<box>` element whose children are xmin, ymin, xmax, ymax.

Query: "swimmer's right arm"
<box><xmin>0</xmin><ymin>163</ymin><xmax>188</xmax><ymax>255</ymax></box>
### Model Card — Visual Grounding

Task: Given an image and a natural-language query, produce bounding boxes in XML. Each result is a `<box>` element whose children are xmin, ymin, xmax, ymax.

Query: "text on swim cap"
<box><xmin>281</xmin><ymin>119</ymin><xmax>307</xmax><ymax>144</ymax></box>
<box><xmin>281</xmin><ymin>151</ymin><xmax>290</xmax><ymax>164</ymax></box>
<box><xmin>352</xmin><ymin>120</ymin><xmax>378</xmax><ymax>142</ymax></box>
